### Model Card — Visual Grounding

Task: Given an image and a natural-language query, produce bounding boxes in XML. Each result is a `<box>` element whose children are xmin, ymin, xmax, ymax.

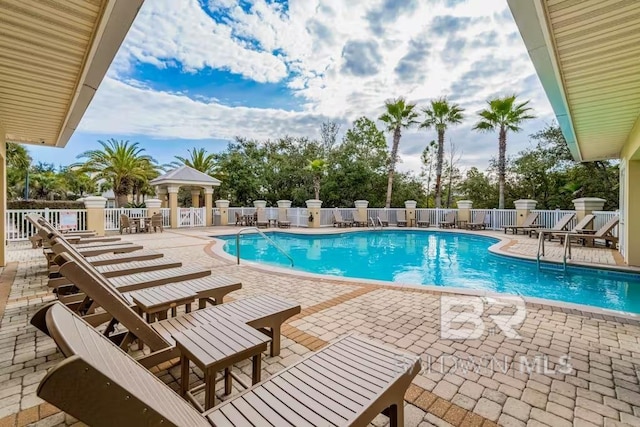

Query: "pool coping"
<box><xmin>207</xmin><ymin>227</ymin><xmax>640</xmax><ymax>322</ymax></box>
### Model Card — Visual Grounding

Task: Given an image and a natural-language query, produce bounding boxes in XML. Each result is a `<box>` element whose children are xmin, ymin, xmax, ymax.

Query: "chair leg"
<box><xmin>388</xmin><ymin>400</ymin><xmax>404</xmax><ymax>427</ymax></box>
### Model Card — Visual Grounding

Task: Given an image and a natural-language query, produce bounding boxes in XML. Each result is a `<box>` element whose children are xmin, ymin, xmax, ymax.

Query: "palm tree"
<box><xmin>420</xmin><ymin>98</ymin><xmax>464</xmax><ymax>208</ymax></box>
<box><xmin>173</xmin><ymin>147</ymin><xmax>219</xmax><ymax>176</ymax></box>
<box><xmin>473</xmin><ymin>95</ymin><xmax>535</xmax><ymax>208</ymax></box>
<box><xmin>378</xmin><ymin>97</ymin><xmax>419</xmax><ymax>208</ymax></box>
<box><xmin>75</xmin><ymin>139</ymin><xmax>157</xmax><ymax>207</ymax></box>
<box><xmin>306</xmin><ymin>158</ymin><xmax>327</xmax><ymax>200</ymax></box>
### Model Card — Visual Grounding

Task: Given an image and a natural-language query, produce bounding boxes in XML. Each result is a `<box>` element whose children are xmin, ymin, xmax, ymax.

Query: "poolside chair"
<box><xmin>120</xmin><ymin>214</ymin><xmax>136</xmax><ymax>234</ymax></box>
<box><xmin>36</xmin><ymin>303</ymin><xmax>420</xmax><ymax>427</ymax></box>
<box><xmin>277</xmin><ymin>209</ymin><xmax>291</xmax><ymax>228</ymax></box>
<box><xmin>503</xmin><ymin>212</ymin><xmax>542</xmax><ymax>235</ymax></box>
<box><xmin>396</xmin><ymin>209</ymin><xmax>408</xmax><ymax>227</ymax></box>
<box><xmin>558</xmin><ymin>216</ymin><xmax>619</xmax><ymax>248</ymax></box>
<box><xmin>377</xmin><ymin>210</ymin><xmax>389</xmax><ymax>227</ymax></box>
<box><xmin>333</xmin><ymin>209</ymin><xmax>352</xmax><ymax>227</ymax></box>
<box><xmin>570</xmin><ymin>214</ymin><xmax>596</xmax><ymax>233</ymax></box>
<box><xmin>466</xmin><ymin>211</ymin><xmax>488</xmax><ymax>230</ymax></box>
<box><xmin>151</xmin><ymin>213</ymin><xmax>163</xmax><ymax>232</ymax></box>
<box><xmin>352</xmin><ymin>210</ymin><xmax>367</xmax><ymax>227</ymax></box>
<box><xmin>48</xmin><ymin>250</ymin><xmax>165</xmax><ymax>276</ymax></box>
<box><xmin>439</xmin><ymin>211</ymin><xmax>456</xmax><ymax>228</ymax></box>
<box><xmin>255</xmin><ymin>208</ymin><xmax>268</xmax><ymax>228</ymax></box>
<box><xmin>527</xmin><ymin>213</ymin><xmax>575</xmax><ymax>239</ymax></box>
<box><xmin>416</xmin><ymin>211</ymin><xmax>430</xmax><ymax>228</ymax></box>
<box><xmin>27</xmin><ymin>214</ymin><xmax>116</xmax><ymax>247</ymax></box>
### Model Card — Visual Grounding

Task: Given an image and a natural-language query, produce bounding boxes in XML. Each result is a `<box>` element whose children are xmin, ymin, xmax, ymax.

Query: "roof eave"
<box><xmin>507</xmin><ymin>0</ymin><xmax>583</xmax><ymax>162</ymax></box>
<box><xmin>54</xmin><ymin>0</ymin><xmax>144</xmax><ymax>148</ymax></box>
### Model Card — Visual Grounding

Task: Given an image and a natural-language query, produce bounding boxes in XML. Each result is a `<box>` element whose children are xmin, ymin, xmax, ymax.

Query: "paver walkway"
<box><xmin>0</xmin><ymin>228</ymin><xmax>638</xmax><ymax>427</ymax></box>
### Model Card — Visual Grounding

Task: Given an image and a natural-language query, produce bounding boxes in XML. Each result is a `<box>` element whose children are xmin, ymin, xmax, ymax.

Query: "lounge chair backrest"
<box><xmin>521</xmin><ymin>212</ymin><xmax>539</xmax><ymax>227</ymax></box>
<box><xmin>551</xmin><ymin>213</ymin><xmax>575</xmax><ymax>231</ymax></box>
<box><xmin>594</xmin><ymin>216</ymin><xmax>619</xmax><ymax>237</ymax></box>
<box><xmin>353</xmin><ymin>210</ymin><xmax>362</xmax><ymax>223</ymax></box>
<box><xmin>333</xmin><ymin>209</ymin><xmax>344</xmax><ymax>222</ymax></box>
<box><xmin>443</xmin><ymin>211</ymin><xmax>456</xmax><ymax>223</ymax></box>
<box><xmin>38</xmin><ymin>303</ymin><xmax>210</xmax><ymax>427</ymax></box>
<box><xmin>49</xmin><ymin>238</ymin><xmax>169</xmax><ymax>351</ymax></box>
<box><xmin>278</xmin><ymin>209</ymin><xmax>288</xmax><ymax>222</ymax></box>
<box><xmin>120</xmin><ymin>214</ymin><xmax>131</xmax><ymax>228</ymax></box>
<box><xmin>397</xmin><ymin>210</ymin><xmax>406</xmax><ymax>221</ymax></box>
<box><xmin>257</xmin><ymin>208</ymin><xmax>267</xmax><ymax>222</ymax></box>
<box><xmin>471</xmin><ymin>210</ymin><xmax>487</xmax><ymax>224</ymax></box>
<box><xmin>151</xmin><ymin>213</ymin><xmax>163</xmax><ymax>226</ymax></box>
<box><xmin>572</xmin><ymin>214</ymin><xmax>595</xmax><ymax>232</ymax></box>
<box><xmin>378</xmin><ymin>210</ymin><xmax>388</xmax><ymax>222</ymax></box>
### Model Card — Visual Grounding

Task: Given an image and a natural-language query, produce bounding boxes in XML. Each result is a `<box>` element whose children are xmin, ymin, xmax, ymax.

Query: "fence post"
<box><xmin>572</xmin><ymin>198</ymin><xmax>605</xmax><ymax>230</ymax></box>
<box><xmin>514</xmin><ymin>199</ymin><xmax>537</xmax><ymax>226</ymax></box>
<box><xmin>457</xmin><ymin>200</ymin><xmax>473</xmax><ymax>224</ymax></box>
<box><xmin>306</xmin><ymin>200</ymin><xmax>322</xmax><ymax>228</ymax></box>
<box><xmin>215</xmin><ymin>200</ymin><xmax>230</xmax><ymax>226</ymax></box>
<box><xmin>83</xmin><ymin>196</ymin><xmax>107</xmax><ymax>236</ymax></box>
<box><xmin>404</xmin><ymin>200</ymin><xmax>417</xmax><ymax>226</ymax></box>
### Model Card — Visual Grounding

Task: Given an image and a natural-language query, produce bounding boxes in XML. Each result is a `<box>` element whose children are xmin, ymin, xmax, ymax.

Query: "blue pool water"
<box><xmin>215</xmin><ymin>231</ymin><xmax>640</xmax><ymax>314</ymax></box>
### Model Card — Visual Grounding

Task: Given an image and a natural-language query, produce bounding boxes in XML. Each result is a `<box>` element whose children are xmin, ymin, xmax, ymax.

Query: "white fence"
<box><xmin>228</xmin><ymin>207</ymin><xmax>308</xmax><ymax>227</ymax></box>
<box><xmin>6</xmin><ymin>209</ymin><xmax>88</xmax><ymax>241</ymax></box>
<box><xmin>178</xmin><ymin>207</ymin><xmax>206</xmax><ymax>228</ymax></box>
<box><xmin>105</xmin><ymin>208</ymin><xmax>150</xmax><ymax>231</ymax></box>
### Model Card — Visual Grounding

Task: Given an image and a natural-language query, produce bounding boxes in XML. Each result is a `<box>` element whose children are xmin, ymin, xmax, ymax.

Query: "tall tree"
<box><xmin>173</xmin><ymin>147</ymin><xmax>219</xmax><ymax>176</ymax></box>
<box><xmin>473</xmin><ymin>95</ymin><xmax>535</xmax><ymax>208</ymax></box>
<box><xmin>420</xmin><ymin>141</ymin><xmax>437</xmax><ymax>207</ymax></box>
<box><xmin>378</xmin><ymin>97</ymin><xmax>419</xmax><ymax>208</ymax></box>
<box><xmin>306</xmin><ymin>158</ymin><xmax>327</xmax><ymax>200</ymax></box>
<box><xmin>75</xmin><ymin>139</ymin><xmax>157</xmax><ymax>207</ymax></box>
<box><xmin>319</xmin><ymin>121</ymin><xmax>340</xmax><ymax>155</ymax></box>
<box><xmin>420</xmin><ymin>98</ymin><xmax>464</xmax><ymax>208</ymax></box>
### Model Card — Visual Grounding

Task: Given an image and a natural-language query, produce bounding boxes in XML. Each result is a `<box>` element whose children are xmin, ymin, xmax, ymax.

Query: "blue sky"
<box><xmin>28</xmin><ymin>0</ymin><xmax>554</xmax><ymax>173</ymax></box>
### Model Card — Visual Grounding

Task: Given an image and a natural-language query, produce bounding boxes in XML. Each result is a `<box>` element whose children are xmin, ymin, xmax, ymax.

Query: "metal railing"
<box><xmin>537</xmin><ymin>231</ymin><xmax>571</xmax><ymax>272</ymax></box>
<box><xmin>235</xmin><ymin>227</ymin><xmax>294</xmax><ymax>267</ymax></box>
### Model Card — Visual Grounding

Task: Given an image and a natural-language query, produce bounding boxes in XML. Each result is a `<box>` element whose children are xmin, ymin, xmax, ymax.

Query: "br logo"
<box><xmin>440</xmin><ymin>296</ymin><xmax>526</xmax><ymax>340</ymax></box>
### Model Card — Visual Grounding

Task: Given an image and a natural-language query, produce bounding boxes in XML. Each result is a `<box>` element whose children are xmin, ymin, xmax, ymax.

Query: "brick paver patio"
<box><xmin>0</xmin><ymin>228</ymin><xmax>638</xmax><ymax>426</ymax></box>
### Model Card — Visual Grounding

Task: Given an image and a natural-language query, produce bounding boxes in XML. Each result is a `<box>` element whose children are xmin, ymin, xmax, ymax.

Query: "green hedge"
<box><xmin>8</xmin><ymin>200</ymin><xmax>85</xmax><ymax>210</ymax></box>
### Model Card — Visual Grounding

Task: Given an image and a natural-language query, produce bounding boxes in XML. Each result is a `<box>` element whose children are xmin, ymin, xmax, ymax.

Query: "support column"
<box><xmin>83</xmin><ymin>196</ymin><xmax>107</xmax><ymax>236</ymax></box>
<box><xmin>191</xmin><ymin>189</ymin><xmax>200</xmax><ymax>208</ymax></box>
<box><xmin>204</xmin><ymin>188</ymin><xmax>213</xmax><ymax>226</ymax></box>
<box><xmin>277</xmin><ymin>200</ymin><xmax>291</xmax><ymax>222</ymax></box>
<box><xmin>405</xmin><ymin>200</ymin><xmax>417</xmax><ymax>227</ymax></box>
<box><xmin>354</xmin><ymin>200</ymin><xmax>369</xmax><ymax>223</ymax></box>
<box><xmin>253</xmin><ymin>200</ymin><xmax>267</xmax><ymax>209</ymax></box>
<box><xmin>145</xmin><ymin>198</ymin><xmax>162</xmax><ymax>215</ymax></box>
<box><xmin>167</xmin><ymin>186</ymin><xmax>179</xmax><ymax>229</ymax></box>
<box><xmin>514</xmin><ymin>199</ymin><xmax>537</xmax><ymax>226</ymax></box>
<box><xmin>216</xmin><ymin>200</ymin><xmax>229</xmax><ymax>226</ymax></box>
<box><xmin>0</xmin><ymin>127</ymin><xmax>5</xmax><ymax>266</ymax></box>
<box><xmin>305</xmin><ymin>199</ymin><xmax>322</xmax><ymax>228</ymax></box>
<box><xmin>157</xmin><ymin>188</ymin><xmax>168</xmax><ymax>208</ymax></box>
<box><xmin>572</xmin><ymin>197</ymin><xmax>606</xmax><ymax>230</ymax></box>
<box><xmin>456</xmin><ymin>200</ymin><xmax>473</xmax><ymax>223</ymax></box>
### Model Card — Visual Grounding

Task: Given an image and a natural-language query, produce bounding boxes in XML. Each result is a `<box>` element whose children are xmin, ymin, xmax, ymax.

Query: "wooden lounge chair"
<box><xmin>36</xmin><ymin>303</ymin><xmax>420</xmax><ymax>427</ymax></box>
<box><xmin>27</xmin><ymin>214</ymin><xmax>117</xmax><ymax>247</ymax></box>
<box><xmin>439</xmin><ymin>211</ymin><xmax>456</xmax><ymax>228</ymax></box>
<box><xmin>557</xmin><ymin>216</ymin><xmax>619</xmax><ymax>248</ymax></box>
<box><xmin>416</xmin><ymin>211</ymin><xmax>430</xmax><ymax>228</ymax></box>
<box><xmin>277</xmin><ymin>209</ymin><xmax>291</xmax><ymax>228</ymax></box>
<box><xmin>352</xmin><ymin>210</ymin><xmax>367</xmax><ymax>227</ymax></box>
<box><xmin>466</xmin><ymin>211</ymin><xmax>488</xmax><ymax>230</ymax></box>
<box><xmin>151</xmin><ymin>213</ymin><xmax>164</xmax><ymax>232</ymax></box>
<box><xmin>527</xmin><ymin>213</ymin><xmax>575</xmax><ymax>239</ymax></box>
<box><xmin>256</xmin><ymin>208</ymin><xmax>268</xmax><ymax>228</ymax></box>
<box><xmin>333</xmin><ymin>209</ymin><xmax>352</xmax><ymax>227</ymax></box>
<box><xmin>503</xmin><ymin>212</ymin><xmax>542</xmax><ymax>235</ymax></box>
<box><xmin>120</xmin><ymin>214</ymin><xmax>137</xmax><ymax>234</ymax></box>
<box><xmin>48</xmin><ymin>249</ymin><xmax>165</xmax><ymax>276</ymax></box>
<box><xmin>377</xmin><ymin>210</ymin><xmax>389</xmax><ymax>227</ymax></box>
<box><xmin>396</xmin><ymin>209</ymin><xmax>407</xmax><ymax>227</ymax></box>
<box><xmin>44</xmin><ymin>241</ymin><xmax>143</xmax><ymax>264</ymax></box>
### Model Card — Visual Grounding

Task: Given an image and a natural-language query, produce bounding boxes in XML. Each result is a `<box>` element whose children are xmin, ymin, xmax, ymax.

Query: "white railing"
<box><xmin>533</xmin><ymin>209</ymin><xmax>578</xmax><ymax>230</ymax></box>
<box><xmin>6</xmin><ymin>209</ymin><xmax>88</xmax><ymax>241</ymax></box>
<box><xmin>160</xmin><ymin>208</ymin><xmax>170</xmax><ymax>227</ymax></box>
<box><xmin>178</xmin><ymin>207</ymin><xmax>206</xmax><ymax>228</ymax></box>
<box><xmin>485</xmin><ymin>209</ymin><xmax>517</xmax><ymax>230</ymax></box>
<box><xmin>320</xmin><ymin>208</ymin><xmax>354</xmax><ymax>227</ymax></box>
<box><xmin>104</xmin><ymin>208</ymin><xmax>150</xmax><ymax>231</ymax></box>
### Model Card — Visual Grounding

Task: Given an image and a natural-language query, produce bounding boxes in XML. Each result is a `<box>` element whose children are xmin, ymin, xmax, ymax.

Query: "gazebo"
<box><xmin>150</xmin><ymin>165</ymin><xmax>221</xmax><ymax>227</ymax></box>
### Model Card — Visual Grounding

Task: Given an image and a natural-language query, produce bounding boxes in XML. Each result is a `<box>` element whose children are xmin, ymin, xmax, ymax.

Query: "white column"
<box><xmin>305</xmin><ymin>199</ymin><xmax>322</xmax><ymax>228</ymax></box>
<box><xmin>145</xmin><ymin>198</ymin><xmax>162</xmax><ymax>215</ymax></box>
<box><xmin>215</xmin><ymin>199</ymin><xmax>230</xmax><ymax>226</ymax></box>
<box><xmin>167</xmin><ymin>185</ymin><xmax>180</xmax><ymax>228</ymax></box>
<box><xmin>572</xmin><ymin>198</ymin><xmax>606</xmax><ymax>230</ymax></box>
<box><xmin>514</xmin><ymin>199</ymin><xmax>537</xmax><ymax>226</ymax></box>
<box><xmin>83</xmin><ymin>196</ymin><xmax>107</xmax><ymax>236</ymax></box>
<box><xmin>456</xmin><ymin>200</ymin><xmax>473</xmax><ymax>223</ymax></box>
<box><xmin>404</xmin><ymin>200</ymin><xmax>417</xmax><ymax>227</ymax></box>
<box><xmin>253</xmin><ymin>200</ymin><xmax>267</xmax><ymax>209</ymax></box>
<box><xmin>354</xmin><ymin>200</ymin><xmax>369</xmax><ymax>223</ymax></box>
<box><xmin>204</xmin><ymin>188</ymin><xmax>214</xmax><ymax>226</ymax></box>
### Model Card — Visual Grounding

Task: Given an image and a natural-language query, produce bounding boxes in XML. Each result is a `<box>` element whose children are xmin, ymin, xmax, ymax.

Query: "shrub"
<box><xmin>8</xmin><ymin>200</ymin><xmax>85</xmax><ymax>210</ymax></box>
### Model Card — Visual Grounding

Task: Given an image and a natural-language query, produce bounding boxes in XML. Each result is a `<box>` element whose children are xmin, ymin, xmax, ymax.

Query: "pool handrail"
<box><xmin>235</xmin><ymin>227</ymin><xmax>294</xmax><ymax>267</ymax></box>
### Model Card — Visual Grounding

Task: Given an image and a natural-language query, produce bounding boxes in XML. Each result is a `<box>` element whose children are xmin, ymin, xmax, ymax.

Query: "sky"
<box><xmin>28</xmin><ymin>0</ymin><xmax>556</xmax><ymax>175</ymax></box>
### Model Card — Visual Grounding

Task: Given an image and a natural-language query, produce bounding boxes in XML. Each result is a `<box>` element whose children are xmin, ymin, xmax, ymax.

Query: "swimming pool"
<box><xmin>215</xmin><ymin>230</ymin><xmax>640</xmax><ymax>314</ymax></box>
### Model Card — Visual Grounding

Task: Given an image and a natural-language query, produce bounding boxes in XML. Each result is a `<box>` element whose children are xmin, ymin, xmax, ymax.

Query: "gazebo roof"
<box><xmin>150</xmin><ymin>165</ymin><xmax>221</xmax><ymax>188</ymax></box>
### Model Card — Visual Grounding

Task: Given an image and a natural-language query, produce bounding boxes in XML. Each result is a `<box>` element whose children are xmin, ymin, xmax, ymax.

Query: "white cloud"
<box><xmin>88</xmin><ymin>0</ymin><xmax>556</xmax><ymax>172</ymax></box>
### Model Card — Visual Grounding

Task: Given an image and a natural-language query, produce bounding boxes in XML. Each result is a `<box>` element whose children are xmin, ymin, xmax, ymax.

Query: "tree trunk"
<box><xmin>498</xmin><ymin>127</ymin><xmax>507</xmax><ymax>209</ymax></box>
<box><xmin>434</xmin><ymin>128</ymin><xmax>445</xmax><ymax>208</ymax></box>
<box><xmin>385</xmin><ymin>127</ymin><xmax>402</xmax><ymax>208</ymax></box>
<box><xmin>116</xmin><ymin>193</ymin><xmax>129</xmax><ymax>208</ymax></box>
<box><xmin>313</xmin><ymin>176</ymin><xmax>320</xmax><ymax>200</ymax></box>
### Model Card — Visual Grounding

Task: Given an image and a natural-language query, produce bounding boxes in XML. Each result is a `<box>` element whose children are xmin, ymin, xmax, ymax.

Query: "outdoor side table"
<box><xmin>172</xmin><ymin>319</ymin><xmax>270</xmax><ymax>411</ymax></box>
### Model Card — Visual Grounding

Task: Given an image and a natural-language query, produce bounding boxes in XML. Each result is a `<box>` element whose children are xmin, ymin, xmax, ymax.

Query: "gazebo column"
<box><xmin>157</xmin><ymin>188</ymin><xmax>168</xmax><ymax>208</ymax></box>
<box><xmin>168</xmin><ymin>185</ymin><xmax>179</xmax><ymax>228</ymax></box>
<box><xmin>204</xmin><ymin>188</ymin><xmax>214</xmax><ymax>226</ymax></box>
<box><xmin>191</xmin><ymin>189</ymin><xmax>200</xmax><ymax>208</ymax></box>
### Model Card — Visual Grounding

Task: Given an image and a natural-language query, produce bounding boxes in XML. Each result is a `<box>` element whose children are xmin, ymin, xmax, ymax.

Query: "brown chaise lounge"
<box><xmin>36</xmin><ymin>303</ymin><xmax>420</xmax><ymax>427</ymax></box>
<box><xmin>27</xmin><ymin>214</ymin><xmax>120</xmax><ymax>247</ymax></box>
<box><xmin>556</xmin><ymin>216</ymin><xmax>619</xmax><ymax>248</ymax></box>
<box><xmin>278</xmin><ymin>209</ymin><xmax>291</xmax><ymax>228</ymax></box>
<box><xmin>333</xmin><ymin>209</ymin><xmax>352</xmax><ymax>227</ymax></box>
<box><xmin>503</xmin><ymin>212</ymin><xmax>542</xmax><ymax>235</ymax></box>
<box><xmin>466</xmin><ymin>210</ymin><xmax>488</xmax><ymax>230</ymax></box>
<box><xmin>396</xmin><ymin>209</ymin><xmax>408</xmax><ymax>227</ymax></box>
<box><xmin>526</xmin><ymin>213</ymin><xmax>576</xmax><ymax>239</ymax></box>
<box><xmin>416</xmin><ymin>211</ymin><xmax>430</xmax><ymax>227</ymax></box>
<box><xmin>352</xmin><ymin>210</ymin><xmax>367</xmax><ymax>227</ymax></box>
<box><xmin>377</xmin><ymin>210</ymin><xmax>389</xmax><ymax>227</ymax></box>
<box><xmin>439</xmin><ymin>211</ymin><xmax>456</xmax><ymax>228</ymax></box>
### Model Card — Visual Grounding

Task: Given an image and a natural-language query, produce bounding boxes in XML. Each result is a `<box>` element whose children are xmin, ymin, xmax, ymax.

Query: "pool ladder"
<box><xmin>236</xmin><ymin>227</ymin><xmax>294</xmax><ymax>267</ymax></box>
<box><xmin>369</xmin><ymin>216</ymin><xmax>384</xmax><ymax>230</ymax></box>
<box><xmin>536</xmin><ymin>231</ymin><xmax>571</xmax><ymax>272</ymax></box>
